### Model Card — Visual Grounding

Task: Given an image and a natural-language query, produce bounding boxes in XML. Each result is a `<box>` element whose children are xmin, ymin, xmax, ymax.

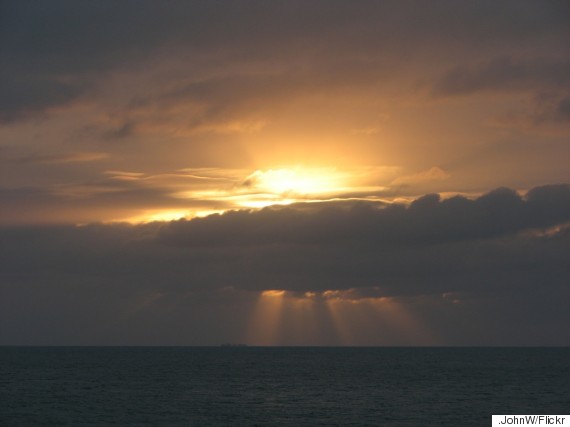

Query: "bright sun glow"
<box><xmin>118</xmin><ymin>166</ymin><xmax>385</xmax><ymax>223</ymax></box>
<box><xmin>137</xmin><ymin>210</ymin><xmax>189</xmax><ymax>222</ymax></box>
<box><xmin>115</xmin><ymin>209</ymin><xmax>224</xmax><ymax>224</ymax></box>
<box><xmin>261</xmin><ymin>290</ymin><xmax>286</xmax><ymax>297</ymax></box>
<box><xmin>245</xmin><ymin>168</ymin><xmax>344</xmax><ymax>196</ymax></box>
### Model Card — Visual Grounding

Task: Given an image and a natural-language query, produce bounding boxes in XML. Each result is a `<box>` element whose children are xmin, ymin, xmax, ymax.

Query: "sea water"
<box><xmin>1</xmin><ymin>347</ymin><xmax>569</xmax><ymax>426</ymax></box>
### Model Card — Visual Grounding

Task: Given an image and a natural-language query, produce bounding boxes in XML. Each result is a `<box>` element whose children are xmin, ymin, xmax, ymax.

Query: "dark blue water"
<box><xmin>1</xmin><ymin>347</ymin><xmax>569</xmax><ymax>426</ymax></box>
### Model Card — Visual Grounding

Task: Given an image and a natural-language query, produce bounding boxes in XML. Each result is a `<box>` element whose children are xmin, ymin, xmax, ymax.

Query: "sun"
<box><xmin>245</xmin><ymin>167</ymin><xmax>343</xmax><ymax>196</ymax></box>
<box><xmin>123</xmin><ymin>166</ymin><xmax>364</xmax><ymax>222</ymax></box>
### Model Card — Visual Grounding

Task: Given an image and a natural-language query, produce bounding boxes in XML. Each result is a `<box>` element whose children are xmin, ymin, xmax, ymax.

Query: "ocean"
<box><xmin>1</xmin><ymin>347</ymin><xmax>569</xmax><ymax>426</ymax></box>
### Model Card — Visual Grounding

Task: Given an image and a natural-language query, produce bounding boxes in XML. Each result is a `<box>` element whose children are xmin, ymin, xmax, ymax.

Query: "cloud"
<box><xmin>1</xmin><ymin>184</ymin><xmax>569</xmax><ymax>344</ymax></box>
<box><xmin>0</xmin><ymin>73</ymin><xmax>88</xmax><ymax>123</ymax></box>
<box><xmin>2</xmin><ymin>184</ymin><xmax>569</xmax><ymax>291</ymax></box>
<box><xmin>489</xmin><ymin>93</ymin><xmax>570</xmax><ymax>133</ymax></box>
<box><xmin>430</xmin><ymin>56</ymin><xmax>570</xmax><ymax>133</ymax></box>
<box><xmin>431</xmin><ymin>56</ymin><xmax>570</xmax><ymax>98</ymax></box>
<box><xmin>391</xmin><ymin>167</ymin><xmax>450</xmax><ymax>186</ymax></box>
<box><xmin>0</xmin><ymin>182</ymin><xmax>228</xmax><ymax>225</ymax></box>
<box><xmin>0</xmin><ymin>164</ymin><xmax>409</xmax><ymax>224</ymax></box>
<box><xmin>14</xmin><ymin>151</ymin><xmax>110</xmax><ymax>164</ymax></box>
<box><xmin>2</xmin><ymin>1</ymin><xmax>568</xmax><ymax>123</ymax></box>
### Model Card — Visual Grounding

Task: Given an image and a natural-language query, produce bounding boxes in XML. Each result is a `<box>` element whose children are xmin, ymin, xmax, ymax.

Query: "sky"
<box><xmin>1</xmin><ymin>0</ymin><xmax>569</xmax><ymax>345</ymax></box>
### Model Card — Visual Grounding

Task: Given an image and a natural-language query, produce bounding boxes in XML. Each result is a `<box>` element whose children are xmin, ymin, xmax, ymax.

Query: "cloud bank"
<box><xmin>1</xmin><ymin>185</ymin><xmax>569</xmax><ymax>345</ymax></box>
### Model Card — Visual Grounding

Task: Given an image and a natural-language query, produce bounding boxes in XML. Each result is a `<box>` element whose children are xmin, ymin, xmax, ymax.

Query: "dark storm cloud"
<box><xmin>2</xmin><ymin>184</ymin><xmax>569</xmax><ymax>294</ymax></box>
<box><xmin>157</xmin><ymin>185</ymin><xmax>570</xmax><ymax>247</ymax></box>
<box><xmin>2</xmin><ymin>184</ymin><xmax>569</xmax><ymax>344</ymax></box>
<box><xmin>1</xmin><ymin>0</ymin><xmax>567</xmax><ymax>122</ymax></box>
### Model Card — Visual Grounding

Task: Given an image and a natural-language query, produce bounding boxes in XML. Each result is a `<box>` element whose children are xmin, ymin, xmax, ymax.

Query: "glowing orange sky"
<box><xmin>1</xmin><ymin>2</ymin><xmax>569</xmax><ymax>225</ymax></box>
